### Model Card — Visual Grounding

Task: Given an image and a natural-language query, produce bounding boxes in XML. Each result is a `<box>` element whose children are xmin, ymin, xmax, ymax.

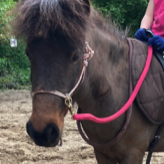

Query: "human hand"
<box><xmin>134</xmin><ymin>28</ymin><xmax>149</xmax><ymax>42</ymax></box>
<box><xmin>148</xmin><ymin>35</ymin><xmax>164</xmax><ymax>51</ymax></box>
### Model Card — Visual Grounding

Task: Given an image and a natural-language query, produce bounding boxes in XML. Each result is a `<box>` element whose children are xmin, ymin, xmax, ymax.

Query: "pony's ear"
<box><xmin>82</xmin><ymin>0</ymin><xmax>91</xmax><ymax>15</ymax></box>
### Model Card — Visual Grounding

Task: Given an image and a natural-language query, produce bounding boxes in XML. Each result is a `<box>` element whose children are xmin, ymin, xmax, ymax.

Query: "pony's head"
<box><xmin>13</xmin><ymin>0</ymin><xmax>128</xmax><ymax>147</ymax></box>
<box><xmin>13</xmin><ymin>0</ymin><xmax>91</xmax><ymax>147</ymax></box>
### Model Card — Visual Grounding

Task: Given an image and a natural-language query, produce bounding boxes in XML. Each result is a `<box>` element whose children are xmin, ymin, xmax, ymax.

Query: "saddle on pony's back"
<box><xmin>130</xmin><ymin>38</ymin><xmax>164</xmax><ymax>124</ymax></box>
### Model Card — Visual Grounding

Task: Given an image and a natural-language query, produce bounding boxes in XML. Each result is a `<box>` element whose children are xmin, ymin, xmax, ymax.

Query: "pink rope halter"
<box><xmin>31</xmin><ymin>42</ymin><xmax>94</xmax><ymax>114</ymax></box>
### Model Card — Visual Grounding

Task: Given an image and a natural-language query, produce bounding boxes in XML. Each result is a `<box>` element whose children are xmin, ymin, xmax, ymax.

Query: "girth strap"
<box><xmin>146</xmin><ymin>123</ymin><xmax>164</xmax><ymax>164</ymax></box>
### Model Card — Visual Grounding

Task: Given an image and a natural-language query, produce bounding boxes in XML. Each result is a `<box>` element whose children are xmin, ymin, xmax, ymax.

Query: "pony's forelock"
<box><xmin>12</xmin><ymin>0</ymin><xmax>89</xmax><ymax>43</ymax></box>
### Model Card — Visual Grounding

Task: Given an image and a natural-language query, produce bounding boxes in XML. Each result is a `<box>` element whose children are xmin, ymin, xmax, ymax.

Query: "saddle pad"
<box><xmin>130</xmin><ymin>38</ymin><xmax>164</xmax><ymax>124</ymax></box>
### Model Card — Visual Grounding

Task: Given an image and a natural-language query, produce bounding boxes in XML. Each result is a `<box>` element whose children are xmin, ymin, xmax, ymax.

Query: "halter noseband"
<box><xmin>31</xmin><ymin>42</ymin><xmax>94</xmax><ymax>116</ymax></box>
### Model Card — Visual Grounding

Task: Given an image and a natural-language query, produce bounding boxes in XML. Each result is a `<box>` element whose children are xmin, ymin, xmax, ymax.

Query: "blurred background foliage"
<box><xmin>0</xmin><ymin>0</ymin><xmax>149</xmax><ymax>89</ymax></box>
<box><xmin>90</xmin><ymin>0</ymin><xmax>149</xmax><ymax>35</ymax></box>
<box><xmin>0</xmin><ymin>0</ymin><xmax>30</xmax><ymax>89</ymax></box>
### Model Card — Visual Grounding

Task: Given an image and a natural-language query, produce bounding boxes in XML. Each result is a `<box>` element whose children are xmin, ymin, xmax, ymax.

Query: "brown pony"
<box><xmin>13</xmin><ymin>0</ymin><xmax>164</xmax><ymax>163</ymax></box>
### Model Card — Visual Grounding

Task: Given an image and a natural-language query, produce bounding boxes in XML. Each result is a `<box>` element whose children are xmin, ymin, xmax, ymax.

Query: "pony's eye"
<box><xmin>70</xmin><ymin>52</ymin><xmax>80</xmax><ymax>63</ymax></box>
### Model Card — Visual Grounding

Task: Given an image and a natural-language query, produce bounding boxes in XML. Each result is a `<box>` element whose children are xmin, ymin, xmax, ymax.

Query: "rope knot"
<box><xmin>84</xmin><ymin>41</ymin><xmax>94</xmax><ymax>61</ymax></box>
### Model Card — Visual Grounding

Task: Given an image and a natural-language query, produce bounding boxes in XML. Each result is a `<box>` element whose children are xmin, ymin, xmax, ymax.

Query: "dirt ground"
<box><xmin>0</xmin><ymin>90</ymin><xmax>163</xmax><ymax>164</ymax></box>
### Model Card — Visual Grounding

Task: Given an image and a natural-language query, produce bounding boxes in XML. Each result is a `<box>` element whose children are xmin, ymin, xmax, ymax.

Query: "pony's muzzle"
<box><xmin>26</xmin><ymin>121</ymin><xmax>60</xmax><ymax>147</ymax></box>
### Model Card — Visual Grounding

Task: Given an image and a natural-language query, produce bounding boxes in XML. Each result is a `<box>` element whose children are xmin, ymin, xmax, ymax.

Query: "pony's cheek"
<box><xmin>62</xmin><ymin>108</ymin><xmax>69</xmax><ymax>117</ymax></box>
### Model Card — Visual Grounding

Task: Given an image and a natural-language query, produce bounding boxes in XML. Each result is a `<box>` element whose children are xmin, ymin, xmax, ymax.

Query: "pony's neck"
<box><xmin>75</xmin><ymin>28</ymin><xmax>130</xmax><ymax>117</ymax></box>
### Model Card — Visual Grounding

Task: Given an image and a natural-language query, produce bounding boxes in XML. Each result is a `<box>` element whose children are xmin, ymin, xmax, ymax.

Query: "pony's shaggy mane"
<box><xmin>12</xmin><ymin>0</ymin><xmax>128</xmax><ymax>42</ymax></box>
<box><xmin>13</xmin><ymin>0</ymin><xmax>90</xmax><ymax>42</ymax></box>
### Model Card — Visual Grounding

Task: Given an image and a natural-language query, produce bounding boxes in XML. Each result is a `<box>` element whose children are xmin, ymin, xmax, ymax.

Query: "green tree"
<box><xmin>91</xmin><ymin>0</ymin><xmax>149</xmax><ymax>36</ymax></box>
<box><xmin>0</xmin><ymin>0</ymin><xmax>30</xmax><ymax>89</ymax></box>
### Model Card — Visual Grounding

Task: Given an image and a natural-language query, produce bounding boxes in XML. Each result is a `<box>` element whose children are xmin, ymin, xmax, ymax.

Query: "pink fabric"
<box><xmin>73</xmin><ymin>46</ymin><xmax>153</xmax><ymax>123</ymax></box>
<box><xmin>152</xmin><ymin>0</ymin><xmax>164</xmax><ymax>38</ymax></box>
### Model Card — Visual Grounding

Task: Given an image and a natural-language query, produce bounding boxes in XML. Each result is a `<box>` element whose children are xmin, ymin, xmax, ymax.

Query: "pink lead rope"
<box><xmin>73</xmin><ymin>46</ymin><xmax>153</xmax><ymax>123</ymax></box>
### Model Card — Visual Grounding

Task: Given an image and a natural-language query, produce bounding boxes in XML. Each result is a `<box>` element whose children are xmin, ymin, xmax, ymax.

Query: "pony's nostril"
<box><xmin>43</xmin><ymin>123</ymin><xmax>59</xmax><ymax>143</ymax></box>
<box><xmin>26</xmin><ymin>121</ymin><xmax>60</xmax><ymax>147</ymax></box>
<box><xmin>46</xmin><ymin>126</ymin><xmax>55</xmax><ymax>142</ymax></box>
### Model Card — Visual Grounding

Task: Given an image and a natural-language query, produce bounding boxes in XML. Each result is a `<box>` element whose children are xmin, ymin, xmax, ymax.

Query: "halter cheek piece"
<box><xmin>31</xmin><ymin>42</ymin><xmax>94</xmax><ymax>116</ymax></box>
